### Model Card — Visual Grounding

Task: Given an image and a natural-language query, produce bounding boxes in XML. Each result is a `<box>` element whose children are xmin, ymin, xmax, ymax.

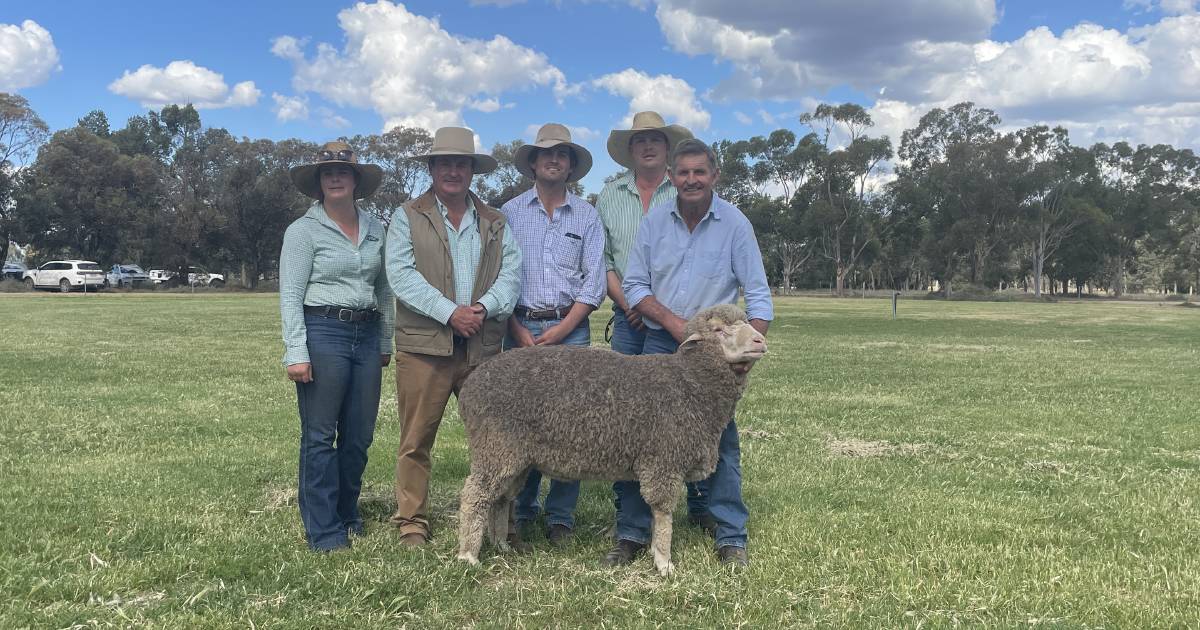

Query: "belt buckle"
<box><xmin>337</xmin><ymin>308</ymin><xmax>354</xmax><ymax>322</ymax></box>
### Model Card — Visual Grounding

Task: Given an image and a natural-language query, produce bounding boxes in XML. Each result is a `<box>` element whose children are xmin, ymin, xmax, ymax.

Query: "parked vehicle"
<box><xmin>2</xmin><ymin>261</ymin><xmax>27</xmax><ymax>282</ymax></box>
<box><xmin>148</xmin><ymin>266</ymin><xmax>225</xmax><ymax>287</ymax></box>
<box><xmin>23</xmin><ymin>260</ymin><xmax>106</xmax><ymax>292</ymax></box>
<box><xmin>105</xmin><ymin>263</ymin><xmax>151</xmax><ymax>288</ymax></box>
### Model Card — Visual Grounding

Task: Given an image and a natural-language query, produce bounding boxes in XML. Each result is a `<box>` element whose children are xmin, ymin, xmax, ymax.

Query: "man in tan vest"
<box><xmin>384</xmin><ymin>127</ymin><xmax>522</xmax><ymax>546</ymax></box>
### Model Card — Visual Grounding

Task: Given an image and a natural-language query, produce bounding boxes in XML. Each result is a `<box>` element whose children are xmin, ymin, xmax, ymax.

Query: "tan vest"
<box><xmin>393</xmin><ymin>188</ymin><xmax>508</xmax><ymax>365</ymax></box>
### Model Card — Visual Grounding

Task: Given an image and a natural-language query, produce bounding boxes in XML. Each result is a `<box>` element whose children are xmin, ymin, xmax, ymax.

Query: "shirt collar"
<box><xmin>434</xmin><ymin>194</ymin><xmax>476</xmax><ymax>222</ymax></box>
<box><xmin>618</xmin><ymin>170</ymin><xmax>672</xmax><ymax>194</ymax></box>
<box><xmin>525</xmin><ymin>188</ymin><xmax>574</xmax><ymax>215</ymax></box>
<box><xmin>671</xmin><ymin>192</ymin><xmax>723</xmax><ymax>224</ymax></box>
<box><xmin>307</xmin><ymin>201</ymin><xmax>369</xmax><ymax>235</ymax></box>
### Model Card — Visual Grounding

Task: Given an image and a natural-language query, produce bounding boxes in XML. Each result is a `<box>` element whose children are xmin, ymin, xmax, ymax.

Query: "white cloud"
<box><xmin>734</xmin><ymin>111</ymin><xmax>753</xmax><ymax>125</ymax></box>
<box><xmin>273</xmin><ymin>1</ymin><xmax>577</xmax><ymax>133</ymax></box>
<box><xmin>272</xmin><ymin>93</ymin><xmax>309</xmax><ymax>122</ymax></box>
<box><xmin>0</xmin><ymin>20</ymin><xmax>60</xmax><ymax>90</ymax></box>
<box><xmin>757</xmin><ymin>109</ymin><xmax>776</xmax><ymax>125</ymax></box>
<box><xmin>319</xmin><ymin>107</ymin><xmax>351</xmax><ymax>129</ymax></box>
<box><xmin>592</xmin><ymin>68</ymin><xmax>711</xmax><ymax>131</ymax></box>
<box><xmin>108</xmin><ymin>60</ymin><xmax>260</xmax><ymax>109</ymax></box>
<box><xmin>1124</xmin><ymin>0</ymin><xmax>1198</xmax><ymax>15</ymax></box>
<box><xmin>468</xmin><ymin>98</ymin><xmax>502</xmax><ymax>113</ymax></box>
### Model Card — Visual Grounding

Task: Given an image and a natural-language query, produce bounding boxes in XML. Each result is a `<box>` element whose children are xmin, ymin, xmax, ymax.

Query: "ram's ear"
<box><xmin>678</xmin><ymin>333</ymin><xmax>705</xmax><ymax>353</ymax></box>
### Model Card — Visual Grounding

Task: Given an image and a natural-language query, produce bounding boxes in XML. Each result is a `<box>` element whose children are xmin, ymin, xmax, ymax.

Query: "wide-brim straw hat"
<box><xmin>607</xmin><ymin>111</ymin><xmax>693</xmax><ymax>170</ymax></box>
<box><xmin>411</xmin><ymin>126</ymin><xmax>498</xmax><ymax>174</ymax></box>
<box><xmin>514</xmin><ymin>123</ymin><xmax>593</xmax><ymax>183</ymax></box>
<box><xmin>289</xmin><ymin>141</ymin><xmax>383</xmax><ymax>200</ymax></box>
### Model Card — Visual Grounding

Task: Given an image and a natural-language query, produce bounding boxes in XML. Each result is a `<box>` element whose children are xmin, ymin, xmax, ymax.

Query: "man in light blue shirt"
<box><xmin>607</xmin><ymin>138</ymin><xmax>773</xmax><ymax>569</ymax></box>
<box><xmin>500</xmin><ymin>123</ymin><xmax>605</xmax><ymax>547</ymax></box>
<box><xmin>384</xmin><ymin>127</ymin><xmax>522</xmax><ymax>546</ymax></box>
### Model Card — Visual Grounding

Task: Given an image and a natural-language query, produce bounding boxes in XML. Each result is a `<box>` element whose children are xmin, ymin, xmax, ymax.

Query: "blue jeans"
<box><xmin>295</xmin><ymin>314</ymin><xmax>382</xmax><ymax>551</ymax></box>
<box><xmin>505</xmin><ymin>315</ymin><xmax>590</xmax><ymax>528</ymax></box>
<box><xmin>609</xmin><ymin>305</ymin><xmax>646</xmax><ymax>356</ymax></box>
<box><xmin>613</xmin><ymin>327</ymin><xmax>747</xmax><ymax>548</ymax></box>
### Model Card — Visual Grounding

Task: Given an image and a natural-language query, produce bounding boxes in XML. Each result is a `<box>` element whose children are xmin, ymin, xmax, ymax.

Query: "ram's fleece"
<box><xmin>455</xmin><ymin>304</ymin><xmax>767</xmax><ymax>575</ymax></box>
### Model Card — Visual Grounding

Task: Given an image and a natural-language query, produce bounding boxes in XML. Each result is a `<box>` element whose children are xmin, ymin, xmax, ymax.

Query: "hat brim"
<box><xmin>290</xmin><ymin>161</ymin><xmax>384</xmax><ymax>200</ymax></box>
<box><xmin>513</xmin><ymin>141</ymin><xmax>593</xmax><ymax>183</ymax></box>
<box><xmin>410</xmin><ymin>151</ymin><xmax>498</xmax><ymax>175</ymax></box>
<box><xmin>607</xmin><ymin>125</ymin><xmax>693</xmax><ymax>170</ymax></box>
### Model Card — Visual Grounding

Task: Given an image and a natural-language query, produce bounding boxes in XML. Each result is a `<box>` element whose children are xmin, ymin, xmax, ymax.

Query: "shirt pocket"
<box><xmin>551</xmin><ymin>231</ymin><xmax>584</xmax><ymax>271</ymax></box>
<box><xmin>697</xmin><ymin>244</ymin><xmax>731</xmax><ymax>278</ymax></box>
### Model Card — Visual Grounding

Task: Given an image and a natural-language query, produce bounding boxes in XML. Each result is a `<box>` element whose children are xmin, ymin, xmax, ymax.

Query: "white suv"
<box><xmin>23</xmin><ymin>260</ymin><xmax>106</xmax><ymax>292</ymax></box>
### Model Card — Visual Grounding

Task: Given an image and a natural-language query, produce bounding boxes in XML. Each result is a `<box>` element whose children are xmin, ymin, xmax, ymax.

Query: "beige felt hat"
<box><xmin>606</xmin><ymin>111</ymin><xmax>693</xmax><ymax>170</ymax></box>
<box><xmin>289</xmin><ymin>141</ymin><xmax>383</xmax><ymax>200</ymax></box>
<box><xmin>411</xmin><ymin>126</ymin><xmax>498</xmax><ymax>174</ymax></box>
<box><xmin>514</xmin><ymin>123</ymin><xmax>593</xmax><ymax>183</ymax></box>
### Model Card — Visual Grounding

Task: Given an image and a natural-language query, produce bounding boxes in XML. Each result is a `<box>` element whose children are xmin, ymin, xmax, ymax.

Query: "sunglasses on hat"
<box><xmin>318</xmin><ymin>149</ymin><xmax>354</xmax><ymax>162</ymax></box>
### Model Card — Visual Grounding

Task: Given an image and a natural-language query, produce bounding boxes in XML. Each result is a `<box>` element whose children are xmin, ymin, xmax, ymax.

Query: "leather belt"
<box><xmin>514</xmin><ymin>304</ymin><xmax>573</xmax><ymax>320</ymax></box>
<box><xmin>304</xmin><ymin>305</ymin><xmax>380</xmax><ymax>322</ymax></box>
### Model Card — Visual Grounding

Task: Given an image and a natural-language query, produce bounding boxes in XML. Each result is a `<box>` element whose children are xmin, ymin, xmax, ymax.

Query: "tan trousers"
<box><xmin>389</xmin><ymin>343</ymin><xmax>476</xmax><ymax>538</ymax></box>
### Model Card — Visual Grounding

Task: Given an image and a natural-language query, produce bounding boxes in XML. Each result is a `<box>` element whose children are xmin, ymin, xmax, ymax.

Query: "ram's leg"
<box><xmin>639</xmin><ymin>474</ymin><xmax>683</xmax><ymax>576</ymax></box>
<box><xmin>492</xmin><ymin>467</ymin><xmax>532</xmax><ymax>552</ymax></box>
<box><xmin>456</xmin><ymin>473</ymin><xmax>491</xmax><ymax>564</ymax></box>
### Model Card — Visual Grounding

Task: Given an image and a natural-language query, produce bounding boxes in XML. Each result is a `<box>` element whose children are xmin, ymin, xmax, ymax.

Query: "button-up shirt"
<box><xmin>385</xmin><ymin>194</ymin><xmax>521</xmax><ymax>325</ymax></box>
<box><xmin>279</xmin><ymin>202</ymin><xmax>396</xmax><ymax>366</ymax></box>
<box><xmin>623</xmin><ymin>193</ymin><xmax>774</xmax><ymax>328</ymax></box>
<box><xmin>595</xmin><ymin>171</ymin><xmax>677</xmax><ymax>278</ymax></box>
<box><xmin>501</xmin><ymin>187</ymin><xmax>606</xmax><ymax>310</ymax></box>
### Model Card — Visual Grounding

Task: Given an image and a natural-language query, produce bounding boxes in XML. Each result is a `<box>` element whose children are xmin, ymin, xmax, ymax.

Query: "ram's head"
<box><xmin>682</xmin><ymin>304</ymin><xmax>767</xmax><ymax>378</ymax></box>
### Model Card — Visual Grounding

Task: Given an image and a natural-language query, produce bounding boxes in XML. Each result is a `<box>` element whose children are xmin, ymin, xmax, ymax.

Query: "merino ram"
<box><xmin>455</xmin><ymin>304</ymin><xmax>767</xmax><ymax>575</ymax></box>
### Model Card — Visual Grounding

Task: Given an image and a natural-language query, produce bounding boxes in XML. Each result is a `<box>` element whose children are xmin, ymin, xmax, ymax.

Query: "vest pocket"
<box><xmin>399</xmin><ymin>325</ymin><xmax>439</xmax><ymax>336</ymax></box>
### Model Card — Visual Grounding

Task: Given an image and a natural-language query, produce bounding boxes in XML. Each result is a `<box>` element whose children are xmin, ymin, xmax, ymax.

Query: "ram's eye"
<box><xmin>716</xmin><ymin>329</ymin><xmax>730</xmax><ymax>337</ymax></box>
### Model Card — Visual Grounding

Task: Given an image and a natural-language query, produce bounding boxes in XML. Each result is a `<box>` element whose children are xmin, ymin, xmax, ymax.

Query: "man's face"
<box><xmin>319</xmin><ymin>164</ymin><xmax>355</xmax><ymax>203</ymax></box>
<box><xmin>430</xmin><ymin>156</ymin><xmax>474</xmax><ymax>199</ymax></box>
<box><xmin>671</xmin><ymin>152</ymin><xmax>719</xmax><ymax>207</ymax></box>
<box><xmin>629</xmin><ymin>131</ymin><xmax>668</xmax><ymax>172</ymax></box>
<box><xmin>531</xmin><ymin>145</ymin><xmax>572</xmax><ymax>185</ymax></box>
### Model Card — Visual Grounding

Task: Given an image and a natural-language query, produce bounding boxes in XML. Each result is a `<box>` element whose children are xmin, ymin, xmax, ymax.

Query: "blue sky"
<box><xmin>3</xmin><ymin>0</ymin><xmax>1198</xmax><ymax>194</ymax></box>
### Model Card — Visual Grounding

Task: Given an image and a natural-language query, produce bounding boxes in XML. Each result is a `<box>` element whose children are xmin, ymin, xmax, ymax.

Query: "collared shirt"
<box><xmin>623</xmin><ymin>193</ymin><xmax>774</xmax><ymax>329</ymax></box>
<box><xmin>500</xmin><ymin>187</ymin><xmax>606</xmax><ymax>310</ymax></box>
<box><xmin>385</xmin><ymin>194</ymin><xmax>521</xmax><ymax>325</ymax></box>
<box><xmin>279</xmin><ymin>202</ymin><xmax>396</xmax><ymax>366</ymax></box>
<box><xmin>595</xmin><ymin>170</ymin><xmax>677</xmax><ymax>278</ymax></box>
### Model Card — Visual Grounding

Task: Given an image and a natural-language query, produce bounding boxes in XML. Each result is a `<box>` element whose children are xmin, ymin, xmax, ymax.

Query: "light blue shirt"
<box><xmin>385</xmin><ymin>194</ymin><xmax>521</xmax><ymax>325</ymax></box>
<box><xmin>623</xmin><ymin>193</ymin><xmax>774</xmax><ymax>328</ymax></box>
<box><xmin>501</xmin><ymin>187</ymin><xmax>606</xmax><ymax>310</ymax></box>
<box><xmin>279</xmin><ymin>202</ymin><xmax>395</xmax><ymax>366</ymax></box>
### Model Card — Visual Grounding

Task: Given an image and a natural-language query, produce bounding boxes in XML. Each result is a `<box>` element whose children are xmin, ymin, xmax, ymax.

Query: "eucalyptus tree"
<box><xmin>0</xmin><ymin>93</ymin><xmax>49</xmax><ymax>263</ymax></box>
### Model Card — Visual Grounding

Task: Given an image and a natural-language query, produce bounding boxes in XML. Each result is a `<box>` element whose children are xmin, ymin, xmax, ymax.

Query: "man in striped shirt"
<box><xmin>500</xmin><ymin>123</ymin><xmax>605</xmax><ymax>547</ymax></box>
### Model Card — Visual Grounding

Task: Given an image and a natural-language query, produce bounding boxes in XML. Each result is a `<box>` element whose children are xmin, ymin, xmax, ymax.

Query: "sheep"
<box><xmin>455</xmin><ymin>303</ymin><xmax>767</xmax><ymax>576</ymax></box>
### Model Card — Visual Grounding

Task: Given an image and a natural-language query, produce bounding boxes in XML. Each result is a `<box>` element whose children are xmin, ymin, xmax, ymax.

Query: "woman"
<box><xmin>280</xmin><ymin>141</ymin><xmax>395</xmax><ymax>552</ymax></box>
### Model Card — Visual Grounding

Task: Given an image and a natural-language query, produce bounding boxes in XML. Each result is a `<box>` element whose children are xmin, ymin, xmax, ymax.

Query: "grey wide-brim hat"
<box><xmin>411</xmin><ymin>126</ymin><xmax>498</xmax><ymax>174</ymax></box>
<box><xmin>607</xmin><ymin>111</ymin><xmax>693</xmax><ymax>170</ymax></box>
<box><xmin>289</xmin><ymin>141</ymin><xmax>383</xmax><ymax>200</ymax></box>
<box><xmin>514</xmin><ymin>123</ymin><xmax>593</xmax><ymax>183</ymax></box>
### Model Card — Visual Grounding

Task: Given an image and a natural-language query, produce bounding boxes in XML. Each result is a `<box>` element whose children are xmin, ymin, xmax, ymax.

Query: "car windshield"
<box><xmin>122</xmin><ymin>266</ymin><xmax>145</xmax><ymax>273</ymax></box>
<box><xmin>79</xmin><ymin>263</ymin><xmax>102</xmax><ymax>271</ymax></box>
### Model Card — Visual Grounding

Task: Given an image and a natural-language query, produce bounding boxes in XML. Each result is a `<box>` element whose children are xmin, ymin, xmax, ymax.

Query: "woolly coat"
<box><xmin>457</xmin><ymin>333</ymin><xmax>744</xmax><ymax>484</ymax></box>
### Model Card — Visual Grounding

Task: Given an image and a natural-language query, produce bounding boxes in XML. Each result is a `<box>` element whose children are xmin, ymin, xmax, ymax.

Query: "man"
<box><xmin>385</xmin><ymin>126</ymin><xmax>522</xmax><ymax>546</ymax></box>
<box><xmin>606</xmin><ymin>138</ymin><xmax>774</xmax><ymax>568</ymax></box>
<box><xmin>593</xmin><ymin>112</ymin><xmax>702</xmax><ymax>530</ymax></box>
<box><xmin>500</xmin><ymin>123</ymin><xmax>606</xmax><ymax>547</ymax></box>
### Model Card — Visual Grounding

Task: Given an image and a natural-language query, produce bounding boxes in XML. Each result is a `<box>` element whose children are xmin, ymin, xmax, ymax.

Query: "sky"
<box><xmin>2</xmin><ymin>0</ymin><xmax>1199</xmax><ymax>194</ymax></box>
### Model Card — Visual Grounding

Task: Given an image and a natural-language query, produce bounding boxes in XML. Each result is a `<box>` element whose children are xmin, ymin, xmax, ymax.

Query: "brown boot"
<box><xmin>717</xmin><ymin>545</ymin><xmax>749</xmax><ymax>567</ymax></box>
<box><xmin>547</xmin><ymin>524</ymin><xmax>574</xmax><ymax>548</ymax></box>
<box><xmin>398</xmin><ymin>532</ymin><xmax>428</xmax><ymax>547</ymax></box>
<box><xmin>601</xmin><ymin>539</ymin><xmax>647</xmax><ymax>567</ymax></box>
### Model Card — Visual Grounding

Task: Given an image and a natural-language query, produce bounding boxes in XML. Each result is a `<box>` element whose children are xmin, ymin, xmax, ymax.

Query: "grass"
<box><xmin>0</xmin><ymin>293</ymin><xmax>1197</xmax><ymax>628</ymax></box>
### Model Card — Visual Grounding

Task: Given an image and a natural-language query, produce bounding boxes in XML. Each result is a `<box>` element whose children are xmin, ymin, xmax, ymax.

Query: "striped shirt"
<box><xmin>623</xmin><ymin>193</ymin><xmax>774</xmax><ymax>328</ymax></box>
<box><xmin>279</xmin><ymin>202</ymin><xmax>396</xmax><ymax>366</ymax></box>
<box><xmin>385</xmin><ymin>194</ymin><xmax>522</xmax><ymax>325</ymax></box>
<box><xmin>595</xmin><ymin>171</ymin><xmax>677</xmax><ymax>278</ymax></box>
<box><xmin>500</xmin><ymin>188</ymin><xmax>606</xmax><ymax>310</ymax></box>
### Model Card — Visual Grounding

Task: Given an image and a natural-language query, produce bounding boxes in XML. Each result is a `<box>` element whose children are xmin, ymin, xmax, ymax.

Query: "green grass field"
<box><xmin>1</xmin><ymin>294</ymin><xmax>1197</xmax><ymax>628</ymax></box>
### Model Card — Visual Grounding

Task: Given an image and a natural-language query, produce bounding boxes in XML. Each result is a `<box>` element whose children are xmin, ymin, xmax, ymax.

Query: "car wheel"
<box><xmin>59</xmin><ymin>278</ymin><xmax>71</xmax><ymax>293</ymax></box>
<box><xmin>209</xmin><ymin>279</ymin><xmax>224</xmax><ymax>288</ymax></box>
<box><xmin>24</xmin><ymin>278</ymin><xmax>35</xmax><ymax>290</ymax></box>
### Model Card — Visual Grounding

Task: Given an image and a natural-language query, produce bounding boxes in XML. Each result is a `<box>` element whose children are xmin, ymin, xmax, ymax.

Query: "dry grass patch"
<box><xmin>826</xmin><ymin>437</ymin><xmax>930</xmax><ymax>458</ymax></box>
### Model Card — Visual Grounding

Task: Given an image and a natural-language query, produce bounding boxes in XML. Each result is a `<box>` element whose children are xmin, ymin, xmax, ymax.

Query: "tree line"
<box><xmin>1</xmin><ymin>93</ymin><xmax>1196</xmax><ymax>296</ymax></box>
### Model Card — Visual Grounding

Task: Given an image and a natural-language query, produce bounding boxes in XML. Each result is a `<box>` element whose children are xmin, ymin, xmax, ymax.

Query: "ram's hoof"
<box><xmin>656</xmin><ymin>561</ymin><xmax>675</xmax><ymax>577</ymax></box>
<box><xmin>457</xmin><ymin>552</ymin><xmax>480</xmax><ymax>565</ymax></box>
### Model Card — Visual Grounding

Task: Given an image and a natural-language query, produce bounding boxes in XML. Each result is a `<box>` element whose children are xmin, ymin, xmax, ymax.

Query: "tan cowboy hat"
<box><xmin>411</xmin><ymin>126</ymin><xmax>498</xmax><ymax>174</ymax></box>
<box><xmin>289</xmin><ymin>141</ymin><xmax>383</xmax><ymax>200</ymax></box>
<box><xmin>514</xmin><ymin>123</ymin><xmax>593</xmax><ymax>183</ymax></box>
<box><xmin>607</xmin><ymin>111</ymin><xmax>693</xmax><ymax>170</ymax></box>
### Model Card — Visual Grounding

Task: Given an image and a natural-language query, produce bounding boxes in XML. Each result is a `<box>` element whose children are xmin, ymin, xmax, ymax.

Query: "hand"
<box><xmin>534</xmin><ymin>322</ymin><xmax>571</xmax><ymax>346</ymax></box>
<box><xmin>381</xmin><ymin>354</ymin><xmax>392</xmax><ymax>367</ymax></box>
<box><xmin>449</xmin><ymin>305</ymin><xmax>483</xmax><ymax>337</ymax></box>
<box><xmin>286</xmin><ymin>362</ymin><xmax>313</xmax><ymax>383</ymax></box>
<box><xmin>625</xmin><ymin>309</ymin><xmax>646</xmax><ymax>331</ymax></box>
<box><xmin>509</xmin><ymin>320</ymin><xmax>536</xmax><ymax>348</ymax></box>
